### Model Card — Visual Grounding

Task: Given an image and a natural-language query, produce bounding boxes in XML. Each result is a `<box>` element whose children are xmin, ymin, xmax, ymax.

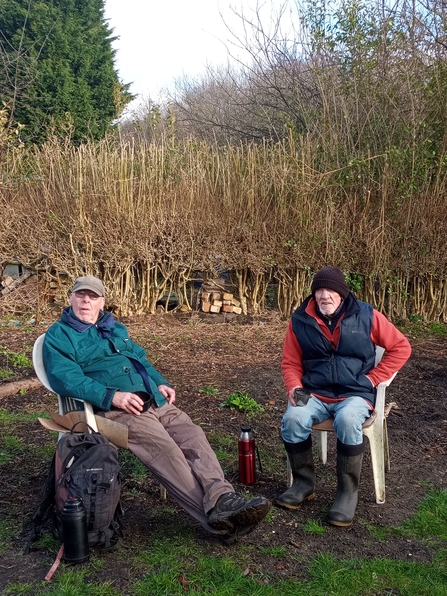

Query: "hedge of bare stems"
<box><xmin>1</xmin><ymin>132</ymin><xmax>447</xmax><ymax>320</ymax></box>
<box><xmin>1</xmin><ymin>1</ymin><xmax>447</xmax><ymax>320</ymax></box>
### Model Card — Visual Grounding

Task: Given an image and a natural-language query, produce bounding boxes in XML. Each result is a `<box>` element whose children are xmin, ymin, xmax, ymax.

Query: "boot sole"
<box><xmin>274</xmin><ymin>492</ymin><xmax>315</xmax><ymax>510</ymax></box>
<box><xmin>327</xmin><ymin>518</ymin><xmax>353</xmax><ymax>527</ymax></box>
<box><xmin>221</xmin><ymin>523</ymin><xmax>257</xmax><ymax>545</ymax></box>
<box><xmin>209</xmin><ymin>501</ymin><xmax>271</xmax><ymax>531</ymax></box>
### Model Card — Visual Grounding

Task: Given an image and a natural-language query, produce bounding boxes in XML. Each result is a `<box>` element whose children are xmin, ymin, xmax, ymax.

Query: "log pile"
<box><xmin>200</xmin><ymin>282</ymin><xmax>242</xmax><ymax>315</ymax></box>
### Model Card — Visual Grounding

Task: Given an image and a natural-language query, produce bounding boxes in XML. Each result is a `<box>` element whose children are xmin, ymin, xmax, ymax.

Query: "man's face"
<box><xmin>69</xmin><ymin>290</ymin><xmax>105</xmax><ymax>324</ymax></box>
<box><xmin>314</xmin><ymin>288</ymin><xmax>342</xmax><ymax>317</ymax></box>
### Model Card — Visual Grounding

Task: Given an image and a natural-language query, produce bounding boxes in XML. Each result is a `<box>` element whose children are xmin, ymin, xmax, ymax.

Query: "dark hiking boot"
<box><xmin>208</xmin><ymin>492</ymin><xmax>271</xmax><ymax>532</ymax></box>
<box><xmin>275</xmin><ymin>437</ymin><xmax>315</xmax><ymax>510</ymax></box>
<box><xmin>328</xmin><ymin>440</ymin><xmax>365</xmax><ymax>527</ymax></box>
<box><xmin>221</xmin><ymin>523</ymin><xmax>258</xmax><ymax>545</ymax></box>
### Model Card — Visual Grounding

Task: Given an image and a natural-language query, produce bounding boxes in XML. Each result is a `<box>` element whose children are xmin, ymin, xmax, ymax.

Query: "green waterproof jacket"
<box><xmin>43</xmin><ymin>308</ymin><xmax>169</xmax><ymax>411</ymax></box>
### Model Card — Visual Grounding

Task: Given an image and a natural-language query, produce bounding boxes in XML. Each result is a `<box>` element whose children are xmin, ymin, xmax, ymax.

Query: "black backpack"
<box><xmin>25</xmin><ymin>423</ymin><xmax>123</xmax><ymax>554</ymax></box>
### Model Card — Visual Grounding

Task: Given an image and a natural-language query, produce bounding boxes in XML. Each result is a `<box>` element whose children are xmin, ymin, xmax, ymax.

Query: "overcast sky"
<box><xmin>103</xmin><ymin>1</ymin><xmax>290</xmax><ymax>111</ymax></box>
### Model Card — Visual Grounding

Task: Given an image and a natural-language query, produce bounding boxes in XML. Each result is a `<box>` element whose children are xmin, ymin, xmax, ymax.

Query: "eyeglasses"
<box><xmin>74</xmin><ymin>290</ymin><xmax>103</xmax><ymax>300</ymax></box>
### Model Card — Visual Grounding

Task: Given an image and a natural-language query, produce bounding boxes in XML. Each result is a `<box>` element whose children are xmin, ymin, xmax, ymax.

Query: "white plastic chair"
<box><xmin>286</xmin><ymin>346</ymin><xmax>396</xmax><ymax>504</ymax></box>
<box><xmin>33</xmin><ymin>333</ymin><xmax>167</xmax><ymax>500</ymax></box>
<box><xmin>32</xmin><ymin>334</ymin><xmax>98</xmax><ymax>436</ymax></box>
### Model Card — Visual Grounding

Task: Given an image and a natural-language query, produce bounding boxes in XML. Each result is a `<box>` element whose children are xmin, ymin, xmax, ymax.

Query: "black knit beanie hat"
<box><xmin>311</xmin><ymin>266</ymin><xmax>350</xmax><ymax>299</ymax></box>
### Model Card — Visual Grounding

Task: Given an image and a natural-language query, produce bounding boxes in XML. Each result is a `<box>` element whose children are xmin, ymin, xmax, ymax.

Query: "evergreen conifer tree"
<box><xmin>0</xmin><ymin>0</ymin><xmax>132</xmax><ymax>143</ymax></box>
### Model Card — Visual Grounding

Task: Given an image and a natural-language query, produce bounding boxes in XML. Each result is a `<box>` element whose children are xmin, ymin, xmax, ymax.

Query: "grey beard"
<box><xmin>317</xmin><ymin>299</ymin><xmax>344</xmax><ymax>319</ymax></box>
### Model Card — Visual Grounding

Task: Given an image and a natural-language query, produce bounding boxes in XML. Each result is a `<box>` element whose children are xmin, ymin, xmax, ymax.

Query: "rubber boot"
<box><xmin>275</xmin><ymin>436</ymin><xmax>315</xmax><ymax>510</ymax></box>
<box><xmin>328</xmin><ymin>439</ymin><xmax>365</xmax><ymax>527</ymax></box>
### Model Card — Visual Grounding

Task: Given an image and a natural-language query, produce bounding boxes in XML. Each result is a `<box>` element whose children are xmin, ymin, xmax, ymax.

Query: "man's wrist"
<box><xmin>106</xmin><ymin>388</ymin><xmax>118</xmax><ymax>410</ymax></box>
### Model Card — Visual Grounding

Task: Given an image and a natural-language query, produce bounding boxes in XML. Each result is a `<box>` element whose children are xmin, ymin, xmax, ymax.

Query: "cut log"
<box><xmin>223</xmin><ymin>293</ymin><xmax>233</xmax><ymax>301</ymax></box>
<box><xmin>231</xmin><ymin>298</ymin><xmax>241</xmax><ymax>308</ymax></box>
<box><xmin>210</xmin><ymin>304</ymin><xmax>221</xmax><ymax>313</ymax></box>
<box><xmin>0</xmin><ymin>377</ymin><xmax>42</xmax><ymax>399</ymax></box>
<box><xmin>211</xmin><ymin>292</ymin><xmax>221</xmax><ymax>301</ymax></box>
<box><xmin>222</xmin><ymin>304</ymin><xmax>233</xmax><ymax>313</ymax></box>
<box><xmin>213</xmin><ymin>300</ymin><xmax>223</xmax><ymax>308</ymax></box>
<box><xmin>233</xmin><ymin>306</ymin><xmax>242</xmax><ymax>315</ymax></box>
<box><xmin>201</xmin><ymin>301</ymin><xmax>211</xmax><ymax>313</ymax></box>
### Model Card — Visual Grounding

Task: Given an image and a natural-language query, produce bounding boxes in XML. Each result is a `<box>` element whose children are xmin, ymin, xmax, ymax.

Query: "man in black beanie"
<box><xmin>276</xmin><ymin>266</ymin><xmax>411</xmax><ymax>526</ymax></box>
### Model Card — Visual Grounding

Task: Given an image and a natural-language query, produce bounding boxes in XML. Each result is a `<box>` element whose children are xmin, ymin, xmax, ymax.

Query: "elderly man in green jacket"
<box><xmin>43</xmin><ymin>275</ymin><xmax>270</xmax><ymax>542</ymax></box>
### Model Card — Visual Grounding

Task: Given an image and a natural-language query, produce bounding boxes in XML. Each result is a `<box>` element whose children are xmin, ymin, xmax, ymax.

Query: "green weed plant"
<box><xmin>220</xmin><ymin>391</ymin><xmax>265</xmax><ymax>416</ymax></box>
<box><xmin>199</xmin><ymin>386</ymin><xmax>219</xmax><ymax>395</ymax></box>
<box><xmin>0</xmin><ymin>344</ymin><xmax>32</xmax><ymax>367</ymax></box>
<box><xmin>0</xmin><ymin>369</ymin><xmax>13</xmax><ymax>380</ymax></box>
<box><xmin>302</xmin><ymin>519</ymin><xmax>327</xmax><ymax>535</ymax></box>
<box><xmin>258</xmin><ymin>545</ymin><xmax>288</xmax><ymax>557</ymax></box>
<box><xmin>428</xmin><ymin>322</ymin><xmax>447</xmax><ymax>337</ymax></box>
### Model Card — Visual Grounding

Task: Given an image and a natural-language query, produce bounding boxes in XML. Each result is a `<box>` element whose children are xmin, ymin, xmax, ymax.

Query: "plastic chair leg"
<box><xmin>316</xmin><ymin>431</ymin><xmax>328</xmax><ymax>464</ymax></box>
<box><xmin>286</xmin><ymin>455</ymin><xmax>293</xmax><ymax>487</ymax></box>
<box><xmin>384</xmin><ymin>420</ymin><xmax>390</xmax><ymax>472</ymax></box>
<box><xmin>365</xmin><ymin>426</ymin><xmax>386</xmax><ymax>504</ymax></box>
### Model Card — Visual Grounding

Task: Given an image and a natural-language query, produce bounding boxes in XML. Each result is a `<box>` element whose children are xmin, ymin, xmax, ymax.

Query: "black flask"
<box><xmin>60</xmin><ymin>496</ymin><xmax>89</xmax><ymax>564</ymax></box>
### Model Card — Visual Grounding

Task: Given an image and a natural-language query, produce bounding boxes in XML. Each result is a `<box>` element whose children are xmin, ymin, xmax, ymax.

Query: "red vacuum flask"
<box><xmin>238</xmin><ymin>425</ymin><xmax>256</xmax><ymax>485</ymax></box>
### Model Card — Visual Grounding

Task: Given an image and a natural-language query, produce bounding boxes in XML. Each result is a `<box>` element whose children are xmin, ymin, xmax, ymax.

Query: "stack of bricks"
<box><xmin>200</xmin><ymin>284</ymin><xmax>242</xmax><ymax>315</ymax></box>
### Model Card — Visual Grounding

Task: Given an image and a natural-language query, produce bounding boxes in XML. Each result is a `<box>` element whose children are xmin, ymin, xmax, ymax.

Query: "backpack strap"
<box><xmin>70</xmin><ymin>421</ymin><xmax>98</xmax><ymax>435</ymax></box>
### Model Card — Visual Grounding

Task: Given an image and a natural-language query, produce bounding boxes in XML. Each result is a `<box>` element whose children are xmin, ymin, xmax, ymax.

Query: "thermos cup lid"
<box><xmin>241</xmin><ymin>425</ymin><xmax>252</xmax><ymax>432</ymax></box>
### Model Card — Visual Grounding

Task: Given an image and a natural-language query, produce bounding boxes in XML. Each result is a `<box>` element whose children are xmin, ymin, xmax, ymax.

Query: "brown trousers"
<box><xmin>101</xmin><ymin>403</ymin><xmax>234</xmax><ymax>531</ymax></box>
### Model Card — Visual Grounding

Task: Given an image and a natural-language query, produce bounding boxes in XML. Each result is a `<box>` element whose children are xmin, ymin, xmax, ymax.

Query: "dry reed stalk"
<box><xmin>2</xmin><ymin>129</ymin><xmax>447</xmax><ymax>319</ymax></box>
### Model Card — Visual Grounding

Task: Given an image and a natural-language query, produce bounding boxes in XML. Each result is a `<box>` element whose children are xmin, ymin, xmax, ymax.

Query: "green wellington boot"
<box><xmin>328</xmin><ymin>439</ymin><xmax>365</xmax><ymax>527</ymax></box>
<box><xmin>276</xmin><ymin>436</ymin><xmax>315</xmax><ymax>510</ymax></box>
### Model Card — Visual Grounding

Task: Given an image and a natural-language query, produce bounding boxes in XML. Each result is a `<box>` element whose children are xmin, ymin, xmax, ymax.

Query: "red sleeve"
<box><xmin>366</xmin><ymin>310</ymin><xmax>412</xmax><ymax>386</ymax></box>
<box><xmin>281</xmin><ymin>320</ymin><xmax>304</xmax><ymax>393</ymax></box>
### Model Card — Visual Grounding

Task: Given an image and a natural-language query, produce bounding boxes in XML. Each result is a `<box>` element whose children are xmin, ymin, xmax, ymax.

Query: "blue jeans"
<box><xmin>281</xmin><ymin>395</ymin><xmax>372</xmax><ymax>446</ymax></box>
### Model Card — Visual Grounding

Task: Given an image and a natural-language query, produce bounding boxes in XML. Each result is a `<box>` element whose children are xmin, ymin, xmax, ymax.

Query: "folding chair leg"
<box><xmin>160</xmin><ymin>485</ymin><xmax>167</xmax><ymax>500</ymax></box>
<box><xmin>365</xmin><ymin>427</ymin><xmax>386</xmax><ymax>504</ymax></box>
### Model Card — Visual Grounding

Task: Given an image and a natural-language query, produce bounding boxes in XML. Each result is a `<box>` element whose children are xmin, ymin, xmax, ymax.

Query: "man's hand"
<box><xmin>112</xmin><ymin>385</ymin><xmax>175</xmax><ymax>413</ymax></box>
<box><xmin>288</xmin><ymin>386</ymin><xmax>301</xmax><ymax>406</ymax></box>
<box><xmin>112</xmin><ymin>391</ymin><xmax>145</xmax><ymax>415</ymax></box>
<box><xmin>287</xmin><ymin>386</ymin><xmax>312</xmax><ymax>407</ymax></box>
<box><xmin>158</xmin><ymin>384</ymin><xmax>176</xmax><ymax>405</ymax></box>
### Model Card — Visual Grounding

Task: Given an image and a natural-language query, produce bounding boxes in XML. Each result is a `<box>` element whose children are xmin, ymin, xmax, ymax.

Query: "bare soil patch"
<box><xmin>0</xmin><ymin>312</ymin><xmax>446</xmax><ymax>592</ymax></box>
